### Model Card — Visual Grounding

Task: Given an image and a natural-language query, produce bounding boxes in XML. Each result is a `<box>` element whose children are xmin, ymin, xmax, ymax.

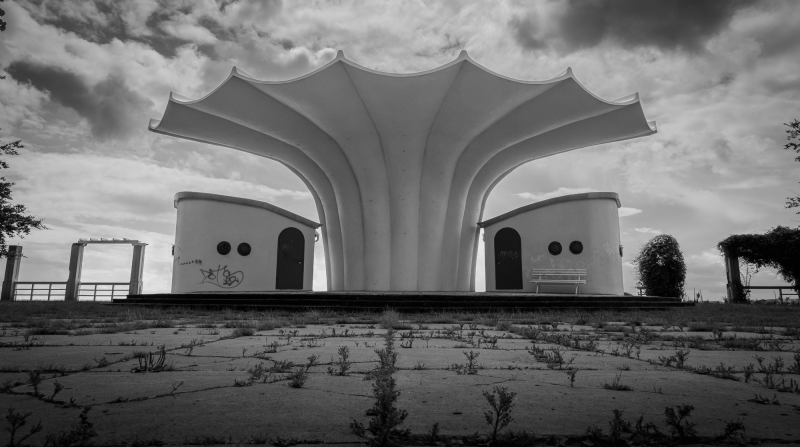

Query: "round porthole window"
<box><xmin>217</xmin><ymin>241</ymin><xmax>231</xmax><ymax>255</ymax></box>
<box><xmin>548</xmin><ymin>241</ymin><xmax>562</xmax><ymax>255</ymax></box>
<box><xmin>569</xmin><ymin>241</ymin><xmax>583</xmax><ymax>255</ymax></box>
<box><xmin>237</xmin><ymin>242</ymin><xmax>251</xmax><ymax>256</ymax></box>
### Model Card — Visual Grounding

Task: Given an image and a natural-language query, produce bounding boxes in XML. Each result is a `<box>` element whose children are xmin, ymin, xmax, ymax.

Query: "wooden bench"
<box><xmin>529</xmin><ymin>269</ymin><xmax>587</xmax><ymax>294</ymax></box>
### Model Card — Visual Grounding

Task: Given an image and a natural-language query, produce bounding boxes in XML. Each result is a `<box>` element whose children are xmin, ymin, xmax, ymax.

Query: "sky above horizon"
<box><xmin>1</xmin><ymin>0</ymin><xmax>798</xmax><ymax>299</ymax></box>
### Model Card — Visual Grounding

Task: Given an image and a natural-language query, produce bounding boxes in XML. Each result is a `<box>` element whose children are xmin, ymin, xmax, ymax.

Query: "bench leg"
<box><xmin>575</xmin><ymin>284</ymin><xmax>579</xmax><ymax>295</ymax></box>
<box><xmin>535</xmin><ymin>284</ymin><xmax>540</xmax><ymax>294</ymax></box>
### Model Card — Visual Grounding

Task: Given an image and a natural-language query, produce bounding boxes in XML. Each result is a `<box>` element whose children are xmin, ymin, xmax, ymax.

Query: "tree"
<box><xmin>0</xmin><ymin>7</ymin><xmax>46</xmax><ymax>257</ymax></box>
<box><xmin>0</xmin><ymin>0</ymin><xmax>8</xmax><ymax>33</ymax></box>
<box><xmin>785</xmin><ymin>119</ymin><xmax>800</xmax><ymax>213</ymax></box>
<box><xmin>633</xmin><ymin>234</ymin><xmax>687</xmax><ymax>298</ymax></box>
<box><xmin>0</xmin><ymin>133</ymin><xmax>46</xmax><ymax>258</ymax></box>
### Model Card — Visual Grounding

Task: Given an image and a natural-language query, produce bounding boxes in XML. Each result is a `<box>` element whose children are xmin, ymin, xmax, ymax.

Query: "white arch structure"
<box><xmin>150</xmin><ymin>50</ymin><xmax>656</xmax><ymax>292</ymax></box>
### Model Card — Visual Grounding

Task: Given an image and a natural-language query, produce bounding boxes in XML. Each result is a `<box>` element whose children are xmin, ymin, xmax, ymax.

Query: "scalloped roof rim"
<box><xmin>153</xmin><ymin>50</ymin><xmax>653</xmax><ymax>129</ymax></box>
<box><xmin>613</xmin><ymin>93</ymin><xmax>638</xmax><ymax>103</ymax></box>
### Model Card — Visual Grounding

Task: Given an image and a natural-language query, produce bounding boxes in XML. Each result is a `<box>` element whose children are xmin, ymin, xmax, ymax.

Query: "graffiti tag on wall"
<box><xmin>199</xmin><ymin>265</ymin><xmax>244</xmax><ymax>288</ymax></box>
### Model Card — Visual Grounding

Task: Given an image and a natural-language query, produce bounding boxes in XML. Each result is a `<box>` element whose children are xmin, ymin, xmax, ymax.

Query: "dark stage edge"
<box><xmin>113</xmin><ymin>291</ymin><xmax>693</xmax><ymax>311</ymax></box>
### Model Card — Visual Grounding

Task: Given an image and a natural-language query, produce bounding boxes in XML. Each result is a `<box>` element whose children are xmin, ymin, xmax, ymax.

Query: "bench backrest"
<box><xmin>530</xmin><ymin>269</ymin><xmax>586</xmax><ymax>279</ymax></box>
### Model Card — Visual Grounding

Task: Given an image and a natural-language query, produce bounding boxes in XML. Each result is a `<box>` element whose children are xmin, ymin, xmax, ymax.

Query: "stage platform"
<box><xmin>113</xmin><ymin>291</ymin><xmax>693</xmax><ymax>311</ymax></box>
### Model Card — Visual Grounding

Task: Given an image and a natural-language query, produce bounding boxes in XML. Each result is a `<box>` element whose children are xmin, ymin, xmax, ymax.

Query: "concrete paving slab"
<box><xmin>637</xmin><ymin>347</ymin><xmax>800</xmax><ymax>370</ymax></box>
<box><xmin>0</xmin><ymin>345</ymin><xmax>144</xmax><ymax>371</ymax></box>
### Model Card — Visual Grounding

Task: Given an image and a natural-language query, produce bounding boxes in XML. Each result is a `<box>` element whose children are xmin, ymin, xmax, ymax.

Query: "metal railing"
<box><xmin>78</xmin><ymin>283</ymin><xmax>130</xmax><ymax>301</ymax></box>
<box><xmin>744</xmin><ymin>286</ymin><xmax>798</xmax><ymax>302</ymax></box>
<box><xmin>13</xmin><ymin>282</ymin><xmax>68</xmax><ymax>301</ymax></box>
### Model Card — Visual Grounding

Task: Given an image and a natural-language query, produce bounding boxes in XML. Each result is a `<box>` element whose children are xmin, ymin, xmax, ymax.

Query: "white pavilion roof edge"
<box><xmin>477</xmin><ymin>192</ymin><xmax>621</xmax><ymax>228</ymax></box>
<box><xmin>174</xmin><ymin>191</ymin><xmax>321</xmax><ymax>229</ymax></box>
<box><xmin>151</xmin><ymin>50</ymin><xmax>651</xmax><ymax>121</ymax></box>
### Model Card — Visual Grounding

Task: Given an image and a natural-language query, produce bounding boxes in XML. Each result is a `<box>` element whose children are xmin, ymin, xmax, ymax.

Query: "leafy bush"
<box><xmin>633</xmin><ymin>235</ymin><xmax>686</xmax><ymax>298</ymax></box>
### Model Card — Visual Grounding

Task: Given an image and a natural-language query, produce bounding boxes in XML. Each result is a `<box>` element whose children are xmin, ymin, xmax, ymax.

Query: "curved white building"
<box><xmin>172</xmin><ymin>192</ymin><xmax>319</xmax><ymax>293</ymax></box>
<box><xmin>480</xmin><ymin>192</ymin><xmax>623</xmax><ymax>295</ymax></box>
<box><xmin>151</xmin><ymin>51</ymin><xmax>655</xmax><ymax>292</ymax></box>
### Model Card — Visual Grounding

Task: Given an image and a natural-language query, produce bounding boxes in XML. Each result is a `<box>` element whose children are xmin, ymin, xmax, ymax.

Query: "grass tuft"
<box><xmin>602</xmin><ymin>373</ymin><xmax>633</xmax><ymax>391</ymax></box>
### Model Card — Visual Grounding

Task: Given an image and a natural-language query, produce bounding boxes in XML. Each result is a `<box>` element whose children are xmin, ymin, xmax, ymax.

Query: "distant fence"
<box><xmin>1</xmin><ymin>242</ymin><xmax>146</xmax><ymax>302</ymax></box>
<box><xmin>13</xmin><ymin>282</ymin><xmax>67</xmax><ymax>301</ymax></box>
<box><xmin>0</xmin><ymin>243</ymin><xmax>147</xmax><ymax>301</ymax></box>
<box><xmin>744</xmin><ymin>286</ymin><xmax>798</xmax><ymax>302</ymax></box>
<box><xmin>78</xmin><ymin>282</ymin><xmax>130</xmax><ymax>301</ymax></box>
<box><xmin>12</xmin><ymin>281</ymin><xmax>129</xmax><ymax>301</ymax></box>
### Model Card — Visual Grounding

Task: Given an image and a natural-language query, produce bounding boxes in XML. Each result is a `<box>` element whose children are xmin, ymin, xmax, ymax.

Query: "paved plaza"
<box><xmin>1</xmin><ymin>308</ymin><xmax>799</xmax><ymax>445</ymax></box>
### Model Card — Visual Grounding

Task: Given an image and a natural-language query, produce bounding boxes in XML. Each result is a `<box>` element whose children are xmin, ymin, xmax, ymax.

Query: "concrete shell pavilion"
<box><xmin>150</xmin><ymin>50</ymin><xmax>656</xmax><ymax>292</ymax></box>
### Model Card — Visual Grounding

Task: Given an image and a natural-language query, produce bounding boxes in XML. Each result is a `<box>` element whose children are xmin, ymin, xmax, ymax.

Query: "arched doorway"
<box><xmin>494</xmin><ymin>228</ymin><xmax>522</xmax><ymax>290</ymax></box>
<box><xmin>276</xmin><ymin>227</ymin><xmax>305</xmax><ymax>289</ymax></box>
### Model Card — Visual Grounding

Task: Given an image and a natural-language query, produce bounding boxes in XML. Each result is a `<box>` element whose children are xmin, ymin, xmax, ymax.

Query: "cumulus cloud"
<box><xmin>16</xmin><ymin>0</ymin><xmax>216</xmax><ymax>58</ymax></box>
<box><xmin>17</xmin><ymin>0</ymin><xmax>168</xmax><ymax>47</ymax></box>
<box><xmin>1</xmin><ymin>0</ymin><xmax>799</xmax><ymax>298</ymax></box>
<box><xmin>618</xmin><ymin>207</ymin><xmax>642</xmax><ymax>217</ymax></box>
<box><xmin>6</xmin><ymin>61</ymin><xmax>153</xmax><ymax>140</ymax></box>
<box><xmin>717</xmin><ymin>177</ymin><xmax>783</xmax><ymax>190</ymax></box>
<box><xmin>510</xmin><ymin>0</ymin><xmax>760</xmax><ymax>54</ymax></box>
<box><xmin>12</xmin><ymin>152</ymin><xmax>313</xmax><ymax>228</ymax></box>
<box><xmin>515</xmin><ymin>187</ymin><xmax>598</xmax><ymax>202</ymax></box>
<box><xmin>634</xmin><ymin>228</ymin><xmax>663</xmax><ymax>235</ymax></box>
<box><xmin>688</xmin><ymin>250</ymin><xmax>725</xmax><ymax>268</ymax></box>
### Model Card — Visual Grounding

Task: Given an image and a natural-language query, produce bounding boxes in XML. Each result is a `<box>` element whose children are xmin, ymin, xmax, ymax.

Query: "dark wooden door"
<box><xmin>276</xmin><ymin>227</ymin><xmax>305</xmax><ymax>290</ymax></box>
<box><xmin>495</xmin><ymin>227</ymin><xmax>522</xmax><ymax>290</ymax></box>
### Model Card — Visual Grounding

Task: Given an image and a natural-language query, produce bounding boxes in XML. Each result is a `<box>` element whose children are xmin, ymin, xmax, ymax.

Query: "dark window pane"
<box><xmin>217</xmin><ymin>241</ymin><xmax>231</xmax><ymax>255</ymax></box>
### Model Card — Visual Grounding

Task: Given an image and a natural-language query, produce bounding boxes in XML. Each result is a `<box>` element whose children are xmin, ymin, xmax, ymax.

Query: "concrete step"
<box><xmin>113</xmin><ymin>292</ymin><xmax>692</xmax><ymax>310</ymax></box>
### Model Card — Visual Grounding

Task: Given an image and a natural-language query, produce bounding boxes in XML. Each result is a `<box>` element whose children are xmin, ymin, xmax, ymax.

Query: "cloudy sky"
<box><xmin>1</xmin><ymin>0</ymin><xmax>798</xmax><ymax>299</ymax></box>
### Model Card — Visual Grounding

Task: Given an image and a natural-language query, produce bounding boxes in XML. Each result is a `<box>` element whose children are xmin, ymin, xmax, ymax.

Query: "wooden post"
<box><xmin>1</xmin><ymin>245</ymin><xmax>23</xmax><ymax>301</ymax></box>
<box><xmin>65</xmin><ymin>243</ymin><xmax>85</xmax><ymax>301</ymax></box>
<box><xmin>129</xmin><ymin>243</ymin><xmax>146</xmax><ymax>296</ymax></box>
<box><xmin>723</xmin><ymin>249</ymin><xmax>744</xmax><ymax>303</ymax></box>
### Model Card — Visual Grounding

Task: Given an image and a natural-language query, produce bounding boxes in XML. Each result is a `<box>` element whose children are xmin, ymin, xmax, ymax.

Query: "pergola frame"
<box><xmin>65</xmin><ymin>239</ymin><xmax>147</xmax><ymax>300</ymax></box>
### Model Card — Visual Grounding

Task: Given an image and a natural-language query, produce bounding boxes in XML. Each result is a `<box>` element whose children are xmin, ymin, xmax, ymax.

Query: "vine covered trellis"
<box><xmin>717</xmin><ymin>226</ymin><xmax>800</xmax><ymax>302</ymax></box>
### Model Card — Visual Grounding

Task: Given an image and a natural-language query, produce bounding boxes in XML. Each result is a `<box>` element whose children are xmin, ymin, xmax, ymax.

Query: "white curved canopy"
<box><xmin>150</xmin><ymin>50</ymin><xmax>656</xmax><ymax>291</ymax></box>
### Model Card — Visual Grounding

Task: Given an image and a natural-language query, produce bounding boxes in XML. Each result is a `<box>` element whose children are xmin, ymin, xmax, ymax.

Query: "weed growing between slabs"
<box><xmin>328</xmin><ymin>346</ymin><xmax>352</xmax><ymax>376</ymax></box>
<box><xmin>5</xmin><ymin>407</ymin><xmax>96</xmax><ymax>447</ymax></box>
<box><xmin>602</xmin><ymin>373</ymin><xmax>633</xmax><ymax>391</ymax></box>
<box><xmin>350</xmin><ymin>330</ymin><xmax>411</xmax><ymax>447</ymax></box>
<box><xmin>483</xmin><ymin>386</ymin><xmax>516</xmax><ymax>442</ymax></box>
